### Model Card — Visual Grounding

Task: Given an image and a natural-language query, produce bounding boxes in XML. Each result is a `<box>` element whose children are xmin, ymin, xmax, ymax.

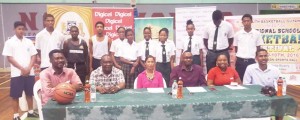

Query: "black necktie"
<box><xmin>213</xmin><ymin>26</ymin><xmax>219</xmax><ymax>51</ymax></box>
<box><xmin>162</xmin><ymin>44</ymin><xmax>166</xmax><ymax>63</ymax></box>
<box><xmin>187</xmin><ymin>36</ymin><xmax>192</xmax><ymax>52</ymax></box>
<box><xmin>145</xmin><ymin>41</ymin><xmax>149</xmax><ymax>58</ymax></box>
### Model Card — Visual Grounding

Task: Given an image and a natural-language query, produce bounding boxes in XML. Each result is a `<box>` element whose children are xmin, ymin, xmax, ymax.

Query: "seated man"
<box><xmin>90</xmin><ymin>54</ymin><xmax>125</xmax><ymax>94</ymax></box>
<box><xmin>170</xmin><ymin>52</ymin><xmax>207</xmax><ymax>87</ymax></box>
<box><xmin>40</xmin><ymin>49</ymin><xmax>83</xmax><ymax>105</ymax></box>
<box><xmin>243</xmin><ymin>49</ymin><xmax>280</xmax><ymax>87</ymax></box>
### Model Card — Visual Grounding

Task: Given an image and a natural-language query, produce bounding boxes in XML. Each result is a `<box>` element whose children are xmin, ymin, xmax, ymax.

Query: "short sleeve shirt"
<box><xmin>178</xmin><ymin>36</ymin><xmax>204</xmax><ymax>55</ymax></box>
<box><xmin>155</xmin><ymin>40</ymin><xmax>176</xmax><ymax>62</ymax></box>
<box><xmin>110</xmin><ymin>38</ymin><xmax>127</xmax><ymax>57</ymax></box>
<box><xmin>207</xmin><ymin>67</ymin><xmax>240</xmax><ymax>86</ymax></box>
<box><xmin>2</xmin><ymin>35</ymin><xmax>37</xmax><ymax>77</ymax></box>
<box><xmin>138</xmin><ymin>39</ymin><xmax>157</xmax><ymax>61</ymax></box>
<box><xmin>203</xmin><ymin>21</ymin><xmax>234</xmax><ymax>50</ymax></box>
<box><xmin>90</xmin><ymin>66</ymin><xmax>125</xmax><ymax>88</ymax></box>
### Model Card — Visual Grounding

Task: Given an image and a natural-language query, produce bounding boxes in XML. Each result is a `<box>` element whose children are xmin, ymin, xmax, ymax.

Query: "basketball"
<box><xmin>54</xmin><ymin>83</ymin><xmax>76</xmax><ymax>104</ymax></box>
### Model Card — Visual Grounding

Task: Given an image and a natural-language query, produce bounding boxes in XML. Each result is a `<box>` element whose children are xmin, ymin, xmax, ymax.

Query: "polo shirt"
<box><xmin>35</xmin><ymin>28</ymin><xmax>64</xmax><ymax>68</ymax></box>
<box><xmin>155</xmin><ymin>40</ymin><xmax>176</xmax><ymax>63</ymax></box>
<box><xmin>234</xmin><ymin>29</ymin><xmax>264</xmax><ymax>59</ymax></box>
<box><xmin>207</xmin><ymin>67</ymin><xmax>240</xmax><ymax>86</ymax></box>
<box><xmin>203</xmin><ymin>21</ymin><xmax>234</xmax><ymax>50</ymax></box>
<box><xmin>243</xmin><ymin>63</ymin><xmax>280</xmax><ymax>87</ymax></box>
<box><xmin>2</xmin><ymin>35</ymin><xmax>37</xmax><ymax>77</ymax></box>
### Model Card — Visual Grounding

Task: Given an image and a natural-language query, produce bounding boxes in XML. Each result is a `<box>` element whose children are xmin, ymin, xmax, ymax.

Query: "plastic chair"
<box><xmin>134</xmin><ymin>77</ymin><xmax>167</xmax><ymax>89</ymax></box>
<box><xmin>33</xmin><ymin>80</ymin><xmax>43</xmax><ymax>120</ymax></box>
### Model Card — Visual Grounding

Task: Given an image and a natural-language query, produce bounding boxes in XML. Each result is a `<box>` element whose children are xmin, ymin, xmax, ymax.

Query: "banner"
<box><xmin>225</xmin><ymin>14</ymin><xmax>300</xmax><ymax>85</ymax></box>
<box><xmin>47</xmin><ymin>5</ymin><xmax>93</xmax><ymax>41</ymax></box>
<box><xmin>175</xmin><ymin>6</ymin><xmax>216</xmax><ymax>72</ymax></box>
<box><xmin>92</xmin><ymin>8</ymin><xmax>134</xmax><ymax>40</ymax></box>
<box><xmin>134</xmin><ymin>17</ymin><xmax>174</xmax><ymax>43</ymax></box>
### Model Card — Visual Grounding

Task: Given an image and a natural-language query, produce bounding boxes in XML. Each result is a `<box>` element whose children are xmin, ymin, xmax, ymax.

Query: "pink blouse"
<box><xmin>137</xmin><ymin>71</ymin><xmax>164</xmax><ymax>88</ymax></box>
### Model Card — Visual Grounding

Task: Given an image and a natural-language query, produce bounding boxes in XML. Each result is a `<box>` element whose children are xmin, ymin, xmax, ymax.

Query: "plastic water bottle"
<box><xmin>90</xmin><ymin>79</ymin><xmax>97</xmax><ymax>102</ymax></box>
<box><xmin>282</xmin><ymin>77</ymin><xmax>287</xmax><ymax>95</ymax></box>
<box><xmin>172</xmin><ymin>80</ymin><xmax>178</xmax><ymax>98</ymax></box>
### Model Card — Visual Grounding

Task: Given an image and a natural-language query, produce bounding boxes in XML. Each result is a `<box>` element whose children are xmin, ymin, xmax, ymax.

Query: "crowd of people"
<box><xmin>2</xmin><ymin>9</ymin><xmax>282</xmax><ymax>120</ymax></box>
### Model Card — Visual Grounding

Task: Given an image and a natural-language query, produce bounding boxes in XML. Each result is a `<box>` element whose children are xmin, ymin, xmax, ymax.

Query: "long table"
<box><xmin>42</xmin><ymin>85</ymin><xmax>297</xmax><ymax>120</ymax></box>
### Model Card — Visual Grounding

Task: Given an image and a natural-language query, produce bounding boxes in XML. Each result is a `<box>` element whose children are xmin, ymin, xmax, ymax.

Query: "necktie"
<box><xmin>162</xmin><ymin>44</ymin><xmax>167</xmax><ymax>63</ymax></box>
<box><xmin>213</xmin><ymin>26</ymin><xmax>219</xmax><ymax>51</ymax></box>
<box><xmin>145</xmin><ymin>41</ymin><xmax>149</xmax><ymax>58</ymax></box>
<box><xmin>187</xmin><ymin>36</ymin><xmax>192</xmax><ymax>52</ymax></box>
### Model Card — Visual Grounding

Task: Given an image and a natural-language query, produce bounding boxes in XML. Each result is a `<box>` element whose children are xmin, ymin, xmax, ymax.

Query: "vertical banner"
<box><xmin>134</xmin><ymin>17</ymin><xmax>174</xmax><ymax>43</ymax></box>
<box><xmin>225</xmin><ymin>14</ymin><xmax>300</xmax><ymax>85</ymax></box>
<box><xmin>47</xmin><ymin>5</ymin><xmax>93</xmax><ymax>41</ymax></box>
<box><xmin>92</xmin><ymin>8</ymin><xmax>134</xmax><ymax>40</ymax></box>
<box><xmin>175</xmin><ymin>6</ymin><xmax>216</xmax><ymax>73</ymax></box>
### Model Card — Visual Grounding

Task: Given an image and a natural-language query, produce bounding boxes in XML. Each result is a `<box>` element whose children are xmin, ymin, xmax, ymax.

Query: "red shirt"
<box><xmin>207</xmin><ymin>67</ymin><xmax>240</xmax><ymax>86</ymax></box>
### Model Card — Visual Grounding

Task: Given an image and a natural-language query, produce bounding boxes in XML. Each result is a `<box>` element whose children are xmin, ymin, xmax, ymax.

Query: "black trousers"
<box><xmin>156</xmin><ymin>62</ymin><xmax>171</xmax><ymax>87</ymax></box>
<box><xmin>67</xmin><ymin>62</ymin><xmax>87</xmax><ymax>85</ymax></box>
<box><xmin>192</xmin><ymin>55</ymin><xmax>201</xmax><ymax>65</ymax></box>
<box><xmin>92</xmin><ymin>57</ymin><xmax>101</xmax><ymax>70</ymax></box>
<box><xmin>235</xmin><ymin>57</ymin><xmax>255</xmax><ymax>81</ymax></box>
<box><xmin>206</xmin><ymin>50</ymin><xmax>230</xmax><ymax>72</ymax></box>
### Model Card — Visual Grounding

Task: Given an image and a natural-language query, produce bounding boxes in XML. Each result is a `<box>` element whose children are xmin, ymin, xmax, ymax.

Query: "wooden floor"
<box><xmin>0</xmin><ymin>72</ymin><xmax>299</xmax><ymax>120</ymax></box>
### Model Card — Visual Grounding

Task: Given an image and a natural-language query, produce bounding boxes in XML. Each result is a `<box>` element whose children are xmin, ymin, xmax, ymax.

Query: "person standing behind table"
<box><xmin>40</xmin><ymin>49</ymin><xmax>83</xmax><ymax>105</ymax></box>
<box><xmin>120</xmin><ymin>29</ymin><xmax>140</xmax><ymax>89</ymax></box>
<box><xmin>203</xmin><ymin>10</ymin><xmax>234</xmax><ymax>72</ymax></box>
<box><xmin>169</xmin><ymin>52</ymin><xmax>207</xmax><ymax>87</ymax></box>
<box><xmin>110</xmin><ymin>27</ymin><xmax>127</xmax><ymax>69</ymax></box>
<box><xmin>137</xmin><ymin>55</ymin><xmax>164</xmax><ymax>88</ymax></box>
<box><xmin>234</xmin><ymin>14</ymin><xmax>264</xmax><ymax>82</ymax></box>
<box><xmin>35</xmin><ymin>13</ymin><xmax>64</xmax><ymax>71</ymax></box>
<box><xmin>155</xmin><ymin>28</ymin><xmax>175</xmax><ymax>86</ymax></box>
<box><xmin>2</xmin><ymin>21</ymin><xmax>38</xmax><ymax>120</ymax></box>
<box><xmin>243</xmin><ymin>49</ymin><xmax>280</xmax><ymax>87</ymax></box>
<box><xmin>178</xmin><ymin>20</ymin><xmax>204</xmax><ymax>66</ymax></box>
<box><xmin>89</xmin><ymin>21</ymin><xmax>112</xmax><ymax>71</ymax></box>
<box><xmin>90</xmin><ymin>55</ymin><xmax>125</xmax><ymax>94</ymax></box>
<box><xmin>63</xmin><ymin>26</ymin><xmax>89</xmax><ymax>85</ymax></box>
<box><xmin>138</xmin><ymin>27</ymin><xmax>157</xmax><ymax>73</ymax></box>
<box><xmin>207</xmin><ymin>54</ymin><xmax>242</xmax><ymax>86</ymax></box>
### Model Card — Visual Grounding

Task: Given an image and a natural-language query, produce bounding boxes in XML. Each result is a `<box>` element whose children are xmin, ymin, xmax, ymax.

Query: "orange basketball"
<box><xmin>54</xmin><ymin>83</ymin><xmax>76</xmax><ymax>104</ymax></box>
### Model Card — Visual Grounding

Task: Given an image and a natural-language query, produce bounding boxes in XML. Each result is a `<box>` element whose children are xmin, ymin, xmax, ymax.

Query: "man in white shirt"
<box><xmin>243</xmin><ymin>49</ymin><xmax>280</xmax><ymax>87</ymax></box>
<box><xmin>35</xmin><ymin>13</ymin><xmax>64</xmax><ymax>70</ymax></box>
<box><xmin>234</xmin><ymin>14</ymin><xmax>264</xmax><ymax>81</ymax></box>
<box><xmin>203</xmin><ymin>10</ymin><xmax>234</xmax><ymax>72</ymax></box>
<box><xmin>2</xmin><ymin>21</ymin><xmax>38</xmax><ymax>120</ymax></box>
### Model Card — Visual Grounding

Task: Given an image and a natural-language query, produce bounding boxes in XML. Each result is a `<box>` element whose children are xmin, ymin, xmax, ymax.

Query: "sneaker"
<box><xmin>13</xmin><ymin>117</ymin><xmax>21</xmax><ymax>120</ymax></box>
<box><xmin>27</xmin><ymin>112</ymin><xmax>39</xmax><ymax>118</ymax></box>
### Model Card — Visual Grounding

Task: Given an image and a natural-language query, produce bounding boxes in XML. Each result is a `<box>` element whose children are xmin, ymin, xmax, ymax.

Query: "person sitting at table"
<box><xmin>243</xmin><ymin>49</ymin><xmax>280</xmax><ymax>87</ymax></box>
<box><xmin>40</xmin><ymin>49</ymin><xmax>83</xmax><ymax>105</ymax></box>
<box><xmin>137</xmin><ymin>55</ymin><xmax>164</xmax><ymax>88</ymax></box>
<box><xmin>169</xmin><ymin>51</ymin><xmax>207</xmax><ymax>87</ymax></box>
<box><xmin>90</xmin><ymin>54</ymin><xmax>125</xmax><ymax>94</ymax></box>
<box><xmin>207</xmin><ymin>54</ymin><xmax>242</xmax><ymax>86</ymax></box>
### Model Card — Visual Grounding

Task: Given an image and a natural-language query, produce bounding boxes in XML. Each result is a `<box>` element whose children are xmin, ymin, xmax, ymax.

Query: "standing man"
<box><xmin>2</xmin><ymin>21</ymin><xmax>38</xmax><ymax>120</ymax></box>
<box><xmin>234</xmin><ymin>14</ymin><xmax>264</xmax><ymax>81</ymax></box>
<box><xmin>40</xmin><ymin>49</ymin><xmax>83</xmax><ymax>105</ymax></box>
<box><xmin>89</xmin><ymin>21</ymin><xmax>112</xmax><ymax>71</ymax></box>
<box><xmin>169</xmin><ymin>52</ymin><xmax>207</xmax><ymax>87</ymax></box>
<box><xmin>203</xmin><ymin>10</ymin><xmax>234</xmax><ymax>72</ymax></box>
<box><xmin>90</xmin><ymin>54</ymin><xmax>125</xmax><ymax>94</ymax></box>
<box><xmin>35</xmin><ymin>13</ymin><xmax>64</xmax><ymax>70</ymax></box>
<box><xmin>63</xmin><ymin>26</ymin><xmax>89</xmax><ymax>85</ymax></box>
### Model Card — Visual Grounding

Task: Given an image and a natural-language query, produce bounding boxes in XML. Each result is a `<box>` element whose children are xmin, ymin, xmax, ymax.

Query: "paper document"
<box><xmin>224</xmin><ymin>85</ymin><xmax>247</xmax><ymax>90</ymax></box>
<box><xmin>187</xmin><ymin>87</ymin><xmax>207</xmax><ymax>93</ymax></box>
<box><xmin>147</xmin><ymin>88</ymin><xmax>165</xmax><ymax>93</ymax></box>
